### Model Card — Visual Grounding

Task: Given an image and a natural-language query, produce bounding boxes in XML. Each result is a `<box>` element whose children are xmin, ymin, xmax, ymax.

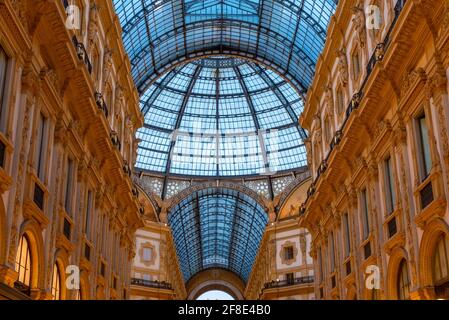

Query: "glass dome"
<box><xmin>113</xmin><ymin>0</ymin><xmax>337</xmax><ymax>93</ymax></box>
<box><xmin>136</xmin><ymin>56</ymin><xmax>308</xmax><ymax>177</ymax></box>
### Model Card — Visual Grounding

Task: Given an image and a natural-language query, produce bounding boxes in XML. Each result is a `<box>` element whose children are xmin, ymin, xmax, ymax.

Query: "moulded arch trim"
<box><xmin>79</xmin><ymin>269</ymin><xmax>91</xmax><ymax>300</ymax></box>
<box><xmin>53</xmin><ymin>248</ymin><xmax>70</xmax><ymax>300</ymax></box>
<box><xmin>186</xmin><ymin>268</ymin><xmax>246</xmax><ymax>300</ymax></box>
<box><xmin>19</xmin><ymin>219</ymin><xmax>45</xmax><ymax>291</ymax></box>
<box><xmin>386</xmin><ymin>246</ymin><xmax>410</xmax><ymax>300</ymax></box>
<box><xmin>418</xmin><ymin>218</ymin><xmax>449</xmax><ymax>289</ymax></box>
<box><xmin>188</xmin><ymin>280</ymin><xmax>243</xmax><ymax>300</ymax></box>
<box><xmin>166</xmin><ymin>184</ymin><xmax>269</xmax><ymax>214</ymax></box>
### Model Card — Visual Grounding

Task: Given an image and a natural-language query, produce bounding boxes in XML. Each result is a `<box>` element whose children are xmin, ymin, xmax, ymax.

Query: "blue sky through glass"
<box><xmin>112</xmin><ymin>0</ymin><xmax>337</xmax><ymax>177</ymax></box>
<box><xmin>136</xmin><ymin>57</ymin><xmax>308</xmax><ymax>177</ymax></box>
<box><xmin>113</xmin><ymin>0</ymin><xmax>337</xmax><ymax>93</ymax></box>
<box><xmin>197</xmin><ymin>290</ymin><xmax>235</xmax><ymax>300</ymax></box>
<box><xmin>168</xmin><ymin>188</ymin><xmax>268</xmax><ymax>282</ymax></box>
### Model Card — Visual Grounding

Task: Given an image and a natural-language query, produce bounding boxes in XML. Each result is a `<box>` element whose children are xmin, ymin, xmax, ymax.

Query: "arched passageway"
<box><xmin>167</xmin><ymin>188</ymin><xmax>268</xmax><ymax>285</ymax></box>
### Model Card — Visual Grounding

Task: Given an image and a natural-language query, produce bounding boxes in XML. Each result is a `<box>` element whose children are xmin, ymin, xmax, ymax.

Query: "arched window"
<box><xmin>104</xmin><ymin>82</ymin><xmax>113</xmax><ymax>117</ymax></box>
<box><xmin>15</xmin><ymin>235</ymin><xmax>32</xmax><ymax>289</ymax></box>
<box><xmin>397</xmin><ymin>259</ymin><xmax>410</xmax><ymax>300</ymax></box>
<box><xmin>51</xmin><ymin>263</ymin><xmax>62</xmax><ymax>300</ymax></box>
<box><xmin>433</xmin><ymin>233</ymin><xmax>449</xmax><ymax>285</ymax></box>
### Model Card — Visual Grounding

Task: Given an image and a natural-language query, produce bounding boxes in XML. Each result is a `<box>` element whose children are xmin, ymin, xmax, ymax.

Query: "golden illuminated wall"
<box><xmin>300</xmin><ymin>0</ymin><xmax>449</xmax><ymax>300</ymax></box>
<box><xmin>130</xmin><ymin>199</ymin><xmax>187</xmax><ymax>301</ymax></box>
<box><xmin>245</xmin><ymin>219</ymin><xmax>314</xmax><ymax>300</ymax></box>
<box><xmin>0</xmin><ymin>0</ymin><xmax>143</xmax><ymax>300</ymax></box>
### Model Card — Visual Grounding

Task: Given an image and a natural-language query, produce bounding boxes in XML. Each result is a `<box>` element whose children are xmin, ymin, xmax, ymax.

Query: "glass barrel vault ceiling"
<box><xmin>136</xmin><ymin>57</ymin><xmax>308</xmax><ymax>176</ymax></box>
<box><xmin>113</xmin><ymin>0</ymin><xmax>338</xmax><ymax>93</ymax></box>
<box><xmin>168</xmin><ymin>188</ymin><xmax>269</xmax><ymax>282</ymax></box>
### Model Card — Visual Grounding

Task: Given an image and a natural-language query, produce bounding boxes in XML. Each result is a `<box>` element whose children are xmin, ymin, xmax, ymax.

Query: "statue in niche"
<box><xmin>352</xmin><ymin>3</ymin><xmax>366</xmax><ymax>48</ymax></box>
<box><xmin>288</xmin><ymin>204</ymin><xmax>298</xmax><ymax>217</ymax></box>
<box><xmin>337</xmin><ymin>48</ymin><xmax>349</xmax><ymax>87</ymax></box>
<box><xmin>88</xmin><ymin>2</ymin><xmax>99</xmax><ymax>48</ymax></box>
<box><xmin>103</xmin><ymin>48</ymin><xmax>113</xmax><ymax>84</ymax></box>
<box><xmin>159</xmin><ymin>204</ymin><xmax>168</xmax><ymax>224</ymax></box>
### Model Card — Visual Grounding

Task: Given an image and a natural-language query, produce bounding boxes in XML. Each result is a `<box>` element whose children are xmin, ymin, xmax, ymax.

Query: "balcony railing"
<box><xmin>131</xmin><ymin>278</ymin><xmax>173</xmax><ymax>290</ymax></box>
<box><xmin>72</xmin><ymin>36</ymin><xmax>92</xmax><ymax>74</ymax></box>
<box><xmin>263</xmin><ymin>276</ymin><xmax>314</xmax><ymax>289</ymax></box>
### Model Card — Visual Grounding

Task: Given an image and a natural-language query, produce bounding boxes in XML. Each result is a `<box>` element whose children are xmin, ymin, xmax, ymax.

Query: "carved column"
<box><xmin>7</xmin><ymin>60</ymin><xmax>39</xmax><ymax>267</ymax></box>
<box><xmin>427</xmin><ymin>64</ymin><xmax>449</xmax><ymax>199</ymax></box>
<box><xmin>346</xmin><ymin>184</ymin><xmax>363</xmax><ymax>299</ymax></box>
<box><xmin>392</xmin><ymin>119</ymin><xmax>419</xmax><ymax>290</ymax></box>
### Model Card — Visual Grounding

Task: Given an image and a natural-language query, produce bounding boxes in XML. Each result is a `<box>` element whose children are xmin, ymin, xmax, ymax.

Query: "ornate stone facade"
<box><xmin>245</xmin><ymin>220</ymin><xmax>314</xmax><ymax>300</ymax></box>
<box><xmin>0</xmin><ymin>0</ymin><xmax>143</xmax><ymax>300</ymax></box>
<box><xmin>299</xmin><ymin>0</ymin><xmax>449</xmax><ymax>300</ymax></box>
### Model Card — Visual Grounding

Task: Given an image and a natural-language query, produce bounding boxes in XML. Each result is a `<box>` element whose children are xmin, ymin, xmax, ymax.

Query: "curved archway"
<box><xmin>78</xmin><ymin>269</ymin><xmax>90</xmax><ymax>300</ymax></box>
<box><xmin>18</xmin><ymin>219</ymin><xmax>45</xmax><ymax>293</ymax></box>
<box><xmin>166</xmin><ymin>183</ymin><xmax>269</xmax><ymax>213</ymax></box>
<box><xmin>186</xmin><ymin>268</ymin><xmax>245</xmax><ymax>300</ymax></box>
<box><xmin>112</xmin><ymin>0</ymin><xmax>337</xmax><ymax>94</ymax></box>
<box><xmin>418</xmin><ymin>218</ymin><xmax>449</xmax><ymax>299</ymax></box>
<box><xmin>53</xmin><ymin>248</ymin><xmax>70</xmax><ymax>300</ymax></box>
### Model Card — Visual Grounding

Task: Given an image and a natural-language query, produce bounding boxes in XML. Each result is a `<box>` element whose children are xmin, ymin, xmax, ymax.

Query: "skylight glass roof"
<box><xmin>135</xmin><ymin>56</ymin><xmax>308</xmax><ymax>177</ymax></box>
<box><xmin>168</xmin><ymin>188</ymin><xmax>268</xmax><ymax>282</ymax></box>
<box><xmin>113</xmin><ymin>0</ymin><xmax>338</xmax><ymax>93</ymax></box>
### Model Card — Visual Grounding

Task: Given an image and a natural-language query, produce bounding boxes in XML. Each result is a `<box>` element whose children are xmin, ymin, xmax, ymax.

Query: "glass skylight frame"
<box><xmin>168</xmin><ymin>188</ymin><xmax>268</xmax><ymax>282</ymax></box>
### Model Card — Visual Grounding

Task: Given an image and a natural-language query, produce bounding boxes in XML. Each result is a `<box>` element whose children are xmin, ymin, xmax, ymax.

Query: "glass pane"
<box><xmin>0</xmin><ymin>47</ymin><xmax>7</xmax><ymax>120</ymax></box>
<box><xmin>343</xmin><ymin>213</ymin><xmax>351</xmax><ymax>257</ymax></box>
<box><xmin>418</xmin><ymin>115</ymin><xmax>432</xmax><ymax>179</ymax></box>
<box><xmin>362</xmin><ymin>189</ymin><xmax>370</xmax><ymax>239</ymax></box>
<box><xmin>134</xmin><ymin>57</ymin><xmax>309</xmax><ymax>177</ymax></box>
<box><xmin>168</xmin><ymin>188</ymin><xmax>268</xmax><ymax>282</ymax></box>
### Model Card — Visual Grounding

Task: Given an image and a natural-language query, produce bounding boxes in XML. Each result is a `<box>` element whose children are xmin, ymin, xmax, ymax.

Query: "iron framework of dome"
<box><xmin>136</xmin><ymin>56</ymin><xmax>308</xmax><ymax>177</ymax></box>
<box><xmin>113</xmin><ymin>0</ymin><xmax>338</xmax><ymax>284</ymax></box>
<box><xmin>168</xmin><ymin>188</ymin><xmax>268</xmax><ymax>282</ymax></box>
<box><xmin>113</xmin><ymin>0</ymin><xmax>338</xmax><ymax>177</ymax></box>
<box><xmin>113</xmin><ymin>0</ymin><xmax>338</xmax><ymax>93</ymax></box>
